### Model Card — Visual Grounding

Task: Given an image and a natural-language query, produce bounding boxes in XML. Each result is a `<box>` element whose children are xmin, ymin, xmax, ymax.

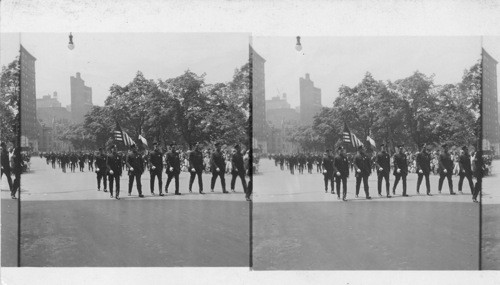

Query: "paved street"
<box><xmin>1</xmin><ymin>157</ymin><xmax>250</xmax><ymax>267</ymax></box>
<box><xmin>253</xmin><ymin>158</ymin><xmax>481</xmax><ymax>270</ymax></box>
<box><xmin>481</xmin><ymin>159</ymin><xmax>500</xmax><ymax>270</ymax></box>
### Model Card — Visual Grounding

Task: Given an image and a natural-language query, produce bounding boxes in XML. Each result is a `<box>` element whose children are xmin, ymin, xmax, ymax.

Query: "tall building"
<box><xmin>20</xmin><ymin>45</ymin><xmax>38</xmax><ymax>149</ymax></box>
<box><xmin>266</xmin><ymin>93</ymin><xmax>300</xmax><ymax>154</ymax></box>
<box><xmin>482</xmin><ymin>49</ymin><xmax>500</xmax><ymax>154</ymax></box>
<box><xmin>266</xmin><ymin>93</ymin><xmax>291</xmax><ymax>111</ymax></box>
<box><xmin>299</xmin><ymin>73</ymin><xmax>322</xmax><ymax>125</ymax></box>
<box><xmin>251</xmin><ymin>46</ymin><xmax>267</xmax><ymax>152</ymax></box>
<box><xmin>70</xmin><ymin>72</ymin><xmax>93</xmax><ymax>124</ymax></box>
<box><xmin>37</xmin><ymin>92</ymin><xmax>62</xmax><ymax>108</ymax></box>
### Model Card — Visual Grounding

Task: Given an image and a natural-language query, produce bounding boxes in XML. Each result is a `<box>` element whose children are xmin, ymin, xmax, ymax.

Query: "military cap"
<box><xmin>462</xmin><ymin>145</ymin><xmax>468</xmax><ymax>151</ymax></box>
<box><xmin>170</xmin><ymin>141</ymin><xmax>176</xmax><ymax>147</ymax></box>
<box><xmin>214</xmin><ymin>142</ymin><xmax>221</xmax><ymax>147</ymax></box>
<box><xmin>442</xmin><ymin>143</ymin><xmax>448</xmax><ymax>148</ymax></box>
<box><xmin>234</xmin><ymin>144</ymin><xmax>240</xmax><ymax>148</ymax></box>
<box><xmin>380</xmin><ymin>143</ymin><xmax>385</xmax><ymax>147</ymax></box>
<box><xmin>337</xmin><ymin>146</ymin><xmax>344</xmax><ymax>150</ymax></box>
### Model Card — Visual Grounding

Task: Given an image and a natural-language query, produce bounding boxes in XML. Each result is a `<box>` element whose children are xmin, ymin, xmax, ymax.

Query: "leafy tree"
<box><xmin>0</xmin><ymin>57</ymin><xmax>20</xmax><ymax>144</ymax></box>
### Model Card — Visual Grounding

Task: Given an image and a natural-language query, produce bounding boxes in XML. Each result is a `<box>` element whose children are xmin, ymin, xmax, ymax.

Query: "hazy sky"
<box><xmin>0</xmin><ymin>33</ymin><xmax>249</xmax><ymax>107</ymax></box>
<box><xmin>252</xmin><ymin>37</ymin><xmax>483</xmax><ymax>108</ymax></box>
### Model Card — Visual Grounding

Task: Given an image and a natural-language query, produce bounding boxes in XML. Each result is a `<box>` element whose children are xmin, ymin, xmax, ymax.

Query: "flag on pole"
<box><xmin>138</xmin><ymin>134</ymin><xmax>148</xmax><ymax>147</ymax></box>
<box><xmin>113</xmin><ymin>122</ymin><xmax>135</xmax><ymax>146</ymax></box>
<box><xmin>366</xmin><ymin>136</ymin><xmax>376</xmax><ymax>148</ymax></box>
<box><xmin>342</xmin><ymin>124</ymin><xmax>363</xmax><ymax>148</ymax></box>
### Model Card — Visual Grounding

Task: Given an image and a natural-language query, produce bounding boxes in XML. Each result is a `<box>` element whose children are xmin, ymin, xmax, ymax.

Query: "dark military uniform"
<box><xmin>438</xmin><ymin>151</ymin><xmax>454</xmax><ymax>194</ymax></box>
<box><xmin>333</xmin><ymin>152</ymin><xmax>349</xmax><ymax>199</ymax></box>
<box><xmin>127</xmin><ymin>151</ymin><xmax>144</xmax><ymax>196</ymax></box>
<box><xmin>95</xmin><ymin>153</ymin><xmax>108</xmax><ymax>191</ymax></box>
<box><xmin>87</xmin><ymin>153</ymin><xmax>94</xmax><ymax>171</ymax></box>
<box><xmin>1</xmin><ymin>147</ymin><xmax>13</xmax><ymax>194</ymax></box>
<box><xmin>107</xmin><ymin>152</ymin><xmax>123</xmax><ymax>198</ymax></box>
<box><xmin>375</xmin><ymin>151</ymin><xmax>391</xmax><ymax>196</ymax></box>
<box><xmin>458</xmin><ymin>152</ymin><xmax>474</xmax><ymax>194</ymax></box>
<box><xmin>78</xmin><ymin>153</ymin><xmax>85</xmax><ymax>172</ymax></box>
<box><xmin>231</xmin><ymin>150</ymin><xmax>248</xmax><ymax>193</ymax></box>
<box><xmin>149</xmin><ymin>149</ymin><xmax>164</xmax><ymax>195</ymax></box>
<box><xmin>210</xmin><ymin>149</ymin><xmax>227</xmax><ymax>192</ymax></box>
<box><xmin>392</xmin><ymin>152</ymin><xmax>408</xmax><ymax>196</ymax></box>
<box><xmin>472</xmin><ymin>152</ymin><xmax>484</xmax><ymax>202</ymax></box>
<box><xmin>354</xmin><ymin>152</ymin><xmax>372</xmax><ymax>198</ymax></box>
<box><xmin>189</xmin><ymin>149</ymin><xmax>204</xmax><ymax>193</ymax></box>
<box><xmin>322</xmin><ymin>153</ymin><xmax>335</xmax><ymax>193</ymax></box>
<box><xmin>416</xmin><ymin>150</ymin><xmax>432</xmax><ymax>194</ymax></box>
<box><xmin>165</xmin><ymin>149</ymin><xmax>181</xmax><ymax>194</ymax></box>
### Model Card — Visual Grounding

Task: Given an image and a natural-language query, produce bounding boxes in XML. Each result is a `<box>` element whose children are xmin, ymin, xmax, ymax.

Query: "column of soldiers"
<box><xmin>269</xmin><ymin>143</ymin><xmax>483</xmax><ymax>203</ymax></box>
<box><xmin>38</xmin><ymin>142</ymin><xmax>251</xmax><ymax>201</ymax></box>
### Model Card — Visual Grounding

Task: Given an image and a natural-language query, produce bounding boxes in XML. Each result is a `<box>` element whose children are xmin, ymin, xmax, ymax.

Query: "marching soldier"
<box><xmin>189</xmin><ymin>142</ymin><xmax>204</xmax><ymax>194</ymax></box>
<box><xmin>87</xmin><ymin>151</ymin><xmax>94</xmax><ymax>171</ymax></box>
<box><xmin>107</xmin><ymin>145</ymin><xmax>122</xmax><ymax>200</ymax></box>
<box><xmin>322</xmin><ymin>150</ymin><xmax>335</xmax><ymax>194</ymax></box>
<box><xmin>165</xmin><ymin>143</ymin><xmax>181</xmax><ymax>195</ymax></box>
<box><xmin>392</xmin><ymin>144</ymin><xmax>409</xmax><ymax>197</ymax></box>
<box><xmin>149</xmin><ymin>142</ymin><xmax>164</xmax><ymax>196</ymax></box>
<box><xmin>95</xmin><ymin>148</ymin><xmax>108</xmax><ymax>192</ymax></box>
<box><xmin>231</xmin><ymin>144</ymin><xmax>248</xmax><ymax>194</ymax></box>
<box><xmin>458</xmin><ymin>146</ymin><xmax>474</xmax><ymax>194</ymax></box>
<box><xmin>334</xmin><ymin>146</ymin><xmax>349</xmax><ymax>201</ymax></box>
<box><xmin>416</xmin><ymin>144</ymin><xmax>432</xmax><ymax>195</ymax></box>
<box><xmin>354</xmin><ymin>145</ymin><xmax>372</xmax><ymax>199</ymax></box>
<box><xmin>78</xmin><ymin>151</ymin><xmax>85</xmax><ymax>172</ymax></box>
<box><xmin>472</xmin><ymin>150</ymin><xmax>484</xmax><ymax>203</ymax></box>
<box><xmin>375</xmin><ymin>144</ymin><xmax>391</xmax><ymax>198</ymax></box>
<box><xmin>210</xmin><ymin>142</ymin><xmax>228</xmax><ymax>193</ymax></box>
<box><xmin>126</xmin><ymin>144</ymin><xmax>145</xmax><ymax>198</ymax></box>
<box><xmin>1</xmin><ymin>142</ymin><xmax>14</xmax><ymax>198</ymax></box>
<box><xmin>438</xmin><ymin>144</ymin><xmax>456</xmax><ymax>195</ymax></box>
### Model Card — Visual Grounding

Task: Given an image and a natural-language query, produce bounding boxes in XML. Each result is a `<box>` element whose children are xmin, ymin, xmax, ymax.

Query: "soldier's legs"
<box><xmin>211</xmin><ymin>173</ymin><xmax>218</xmax><ymax>190</ymax></box>
<box><xmin>12</xmin><ymin>173</ymin><xmax>20</xmax><ymax>197</ymax></box>
<box><xmin>97</xmin><ymin>173</ymin><xmax>102</xmax><ymax>190</ymax></box>
<box><xmin>1</xmin><ymin>169</ymin><xmax>13</xmax><ymax>191</ymax></box>
<box><xmin>136</xmin><ymin>173</ymin><xmax>142</xmax><ymax>195</ymax></box>
<box><xmin>189</xmin><ymin>172</ymin><xmax>196</xmax><ymax>191</ymax></box>
<box><xmin>424</xmin><ymin>174</ymin><xmax>431</xmax><ymax>194</ymax></box>
<box><xmin>174</xmin><ymin>173</ymin><xmax>180</xmax><ymax>194</ymax></box>
<box><xmin>330</xmin><ymin>176</ymin><xmax>335</xmax><ymax>194</ymax></box>
<box><xmin>197</xmin><ymin>171</ymin><xmax>203</xmax><ymax>192</ymax></box>
<box><xmin>335</xmin><ymin>178</ymin><xmax>341</xmax><ymax>197</ymax></box>
<box><xmin>438</xmin><ymin>174</ymin><xmax>445</xmax><ymax>192</ymax></box>
<box><xmin>393</xmin><ymin>175</ymin><xmax>401</xmax><ymax>194</ymax></box>
<box><xmin>165</xmin><ymin>173</ymin><xmax>172</xmax><ymax>192</ymax></box>
<box><xmin>355</xmin><ymin>176</ymin><xmax>361</xmax><ymax>196</ymax></box>
<box><xmin>402</xmin><ymin>175</ymin><xmax>407</xmax><ymax>195</ymax></box>
<box><xmin>323</xmin><ymin>174</ymin><xmax>329</xmax><ymax>191</ymax></box>
<box><xmin>458</xmin><ymin>174</ymin><xmax>465</xmax><ymax>191</ymax></box>
<box><xmin>473</xmin><ymin>178</ymin><xmax>481</xmax><ymax>201</ymax></box>
<box><xmin>220</xmin><ymin>173</ymin><xmax>226</xmax><ymax>192</ymax></box>
<box><xmin>363</xmin><ymin>175</ymin><xmax>370</xmax><ymax>198</ymax></box>
<box><xmin>157</xmin><ymin>172</ymin><xmax>162</xmax><ymax>194</ymax></box>
<box><xmin>238</xmin><ymin>172</ymin><xmax>248</xmax><ymax>193</ymax></box>
<box><xmin>446</xmin><ymin>173</ymin><xmax>453</xmax><ymax>193</ymax></box>
<box><xmin>128</xmin><ymin>174</ymin><xmax>134</xmax><ymax>194</ymax></box>
<box><xmin>342</xmin><ymin>177</ymin><xmax>347</xmax><ymax>198</ymax></box>
<box><xmin>115</xmin><ymin>175</ymin><xmax>120</xmax><ymax>197</ymax></box>
<box><xmin>417</xmin><ymin>173</ymin><xmax>423</xmax><ymax>193</ymax></box>
<box><xmin>466</xmin><ymin>174</ymin><xmax>474</xmax><ymax>193</ymax></box>
<box><xmin>150</xmin><ymin>172</ymin><xmax>156</xmax><ymax>193</ymax></box>
<box><xmin>108</xmin><ymin>175</ymin><xmax>114</xmax><ymax>196</ymax></box>
<box><xmin>231</xmin><ymin>173</ymin><xmax>237</xmax><ymax>190</ymax></box>
<box><xmin>377</xmin><ymin>174</ymin><xmax>383</xmax><ymax>195</ymax></box>
<box><xmin>384</xmin><ymin>174</ymin><xmax>390</xmax><ymax>195</ymax></box>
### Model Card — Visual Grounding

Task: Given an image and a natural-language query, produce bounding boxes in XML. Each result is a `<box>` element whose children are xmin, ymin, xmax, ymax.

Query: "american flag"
<box><xmin>342</xmin><ymin>124</ymin><xmax>363</xmax><ymax>149</ymax></box>
<box><xmin>114</xmin><ymin>122</ymin><xmax>135</xmax><ymax>146</ymax></box>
